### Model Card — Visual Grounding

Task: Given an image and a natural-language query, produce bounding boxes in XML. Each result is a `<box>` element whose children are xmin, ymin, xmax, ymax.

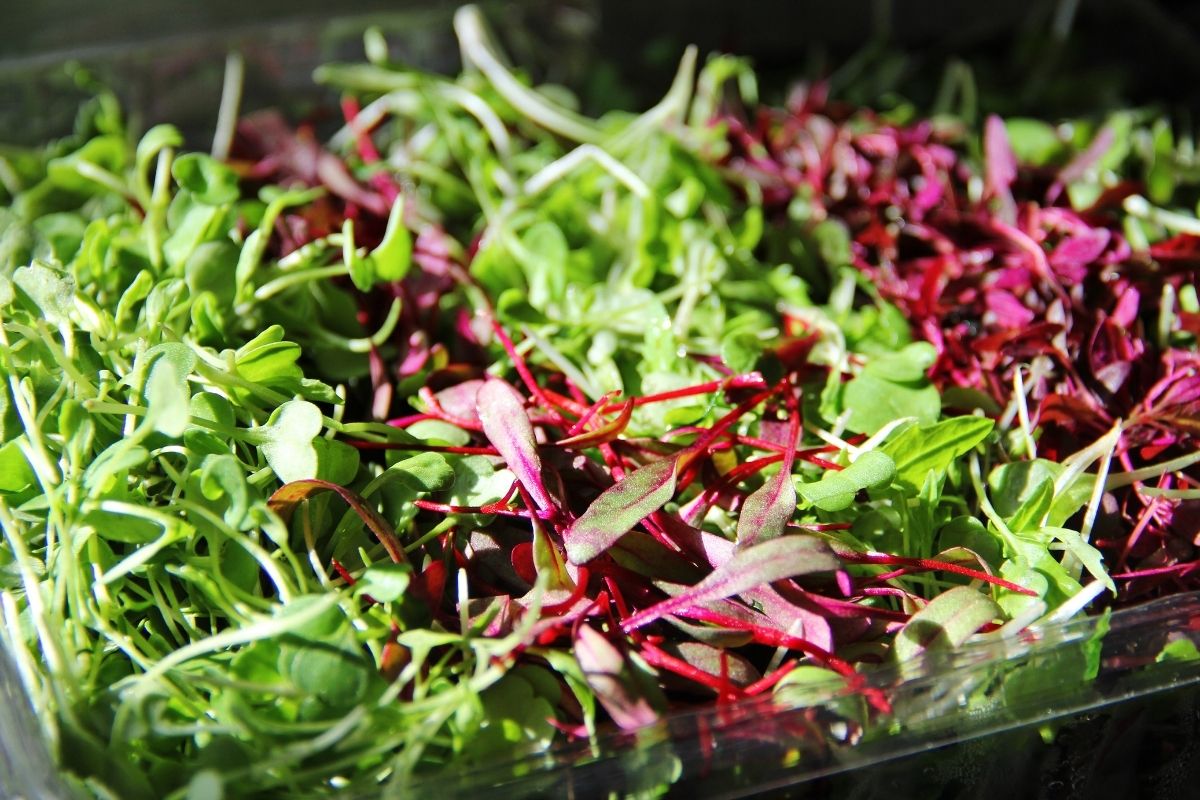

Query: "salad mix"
<box><xmin>0</xmin><ymin>6</ymin><xmax>1197</xmax><ymax>798</ymax></box>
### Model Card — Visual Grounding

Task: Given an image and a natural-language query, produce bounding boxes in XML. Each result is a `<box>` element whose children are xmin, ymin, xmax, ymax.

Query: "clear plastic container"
<box><xmin>399</xmin><ymin>591</ymin><xmax>1200</xmax><ymax>799</ymax></box>
<box><xmin>3</xmin><ymin>592</ymin><xmax>1199</xmax><ymax>798</ymax></box>
<box><xmin>4</xmin><ymin>6</ymin><xmax>1200</xmax><ymax>798</ymax></box>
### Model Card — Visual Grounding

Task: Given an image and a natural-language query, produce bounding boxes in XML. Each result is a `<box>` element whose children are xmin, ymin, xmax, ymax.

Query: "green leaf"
<box><xmin>774</xmin><ymin>665</ymin><xmax>850</xmax><ymax>708</ymax></box>
<box><xmin>258</xmin><ymin>400</ymin><xmax>323</xmax><ymax>484</ymax></box>
<box><xmin>144</xmin><ymin>343</ymin><xmax>196</xmax><ymax>437</ymax></box>
<box><xmin>882</xmin><ymin>416</ymin><xmax>994</xmax><ymax>493</ymax></box>
<box><xmin>369</xmin><ymin>197</ymin><xmax>412</xmax><ymax>282</ymax></box>
<box><xmin>13</xmin><ymin>261</ymin><xmax>73</xmax><ymax>325</ymax></box>
<box><xmin>447</xmin><ymin>455</ymin><xmax>513</xmax><ymax>507</ymax></box>
<box><xmin>284</xmin><ymin>643</ymin><xmax>369</xmax><ymax>711</ymax></box>
<box><xmin>796</xmin><ymin>450</ymin><xmax>895</xmax><ymax>512</ymax></box>
<box><xmin>1005</xmin><ymin>478</ymin><xmax>1053</xmax><ymax>534</ymax></box>
<box><xmin>838</xmin><ymin>343</ymin><xmax>941</xmax><ymax>434</ymax></box>
<box><xmin>199</xmin><ymin>454</ymin><xmax>250</xmax><ymax>529</ymax></box>
<box><xmin>172</xmin><ymin>153</ymin><xmax>241</xmax><ymax>205</ymax></box>
<box><xmin>46</xmin><ymin>135</ymin><xmax>127</xmax><ymax>192</ymax></box>
<box><xmin>163</xmin><ymin>202</ymin><xmax>223</xmax><ymax>269</ymax></box>
<box><xmin>813</xmin><ymin>219</ymin><xmax>852</xmax><ymax>268</ymax></box>
<box><xmin>862</xmin><ymin>342</ymin><xmax>937</xmax><ymax>382</ymax></box>
<box><xmin>1158</xmin><ymin>637</ymin><xmax>1200</xmax><ymax>663</ymax></box>
<box><xmin>1004</xmin><ymin>118</ymin><xmax>1063</xmax><ymax>165</ymax></box>
<box><xmin>188</xmin><ymin>391</ymin><xmax>235</xmax><ymax>430</ymax></box>
<box><xmin>515</xmin><ymin>221</ymin><xmax>571</xmax><ymax>309</ymax></box>
<box><xmin>719</xmin><ymin>331</ymin><xmax>762</xmax><ymax>374</ymax></box>
<box><xmin>841</xmin><ymin>373</ymin><xmax>940</xmax><ymax>435</ymax></box>
<box><xmin>987</xmin><ymin>459</ymin><xmax>1057</xmax><ymax>518</ymax></box>
<box><xmin>236</xmin><ymin>340</ymin><xmax>303</xmax><ymax>388</ymax></box>
<box><xmin>184</xmin><ymin>240</ymin><xmax>238</xmax><ymax>307</ymax></box>
<box><xmin>184</xmin><ymin>770</ymin><xmax>224</xmax><ymax>800</ymax></box>
<box><xmin>357</xmin><ymin>563</ymin><xmax>412</xmax><ymax>602</ymax></box>
<box><xmin>0</xmin><ymin>439</ymin><xmax>36</xmax><ymax>493</ymax></box>
<box><xmin>314</xmin><ymin>438</ymin><xmax>360</xmax><ymax>485</ymax></box>
<box><xmin>405</xmin><ymin>419</ymin><xmax>471</xmax><ymax>447</ymax></box>
<box><xmin>389</xmin><ymin>452</ymin><xmax>454</xmax><ymax>493</ymax></box>
<box><xmin>894</xmin><ymin>586</ymin><xmax>999</xmax><ymax>662</ymax></box>
<box><xmin>83</xmin><ymin>440</ymin><xmax>151</xmax><ymax>495</ymax></box>
<box><xmin>135</xmin><ymin>124</ymin><xmax>183</xmax><ymax>180</ymax></box>
<box><xmin>1041</xmin><ymin>526</ymin><xmax>1114</xmax><ymax>593</ymax></box>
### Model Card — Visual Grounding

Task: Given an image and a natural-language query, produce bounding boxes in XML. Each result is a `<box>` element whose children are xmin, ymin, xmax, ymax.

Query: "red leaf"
<box><xmin>556</xmin><ymin>399</ymin><xmax>634</xmax><ymax>448</ymax></box>
<box><xmin>510</xmin><ymin>542</ymin><xmax>536</xmax><ymax>584</ymax></box>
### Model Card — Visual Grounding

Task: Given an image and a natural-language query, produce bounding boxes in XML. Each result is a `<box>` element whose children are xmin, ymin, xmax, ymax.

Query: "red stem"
<box><xmin>603</xmin><ymin>373</ymin><xmax>767</xmax><ymax>412</ymax></box>
<box><xmin>490</xmin><ymin>322</ymin><xmax>570</xmax><ymax>424</ymax></box>
<box><xmin>836</xmin><ymin>550</ymin><xmax>1037</xmax><ymax>596</ymax></box>
<box><xmin>638</xmin><ymin>640</ymin><xmax>742</xmax><ymax>697</ymax></box>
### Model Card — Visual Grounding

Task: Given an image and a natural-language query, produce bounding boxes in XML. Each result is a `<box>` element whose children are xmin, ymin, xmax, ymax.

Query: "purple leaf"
<box><xmin>1112</xmin><ymin>286</ymin><xmax>1140</xmax><ymax>329</ymax></box>
<box><xmin>654</xmin><ymin>511</ymin><xmax>732</xmax><ymax>567</ymax></box>
<box><xmin>735</xmin><ymin>464</ymin><xmax>797</xmax><ymax>548</ymax></box>
<box><xmin>610</xmin><ymin>533</ymin><xmax>706</xmax><ymax>585</ymax></box>
<box><xmin>659</xmin><ymin>581</ymin><xmax>835</xmax><ymax>653</ymax></box>
<box><xmin>625</xmin><ymin>535</ymin><xmax>840</xmax><ymax>630</ymax></box>
<box><xmin>574</xmin><ymin>625</ymin><xmax>661</xmax><ymax>730</ymax></box>
<box><xmin>745</xmin><ymin>585</ymin><xmax>835</xmax><ymax>652</ymax></box>
<box><xmin>476</xmin><ymin>379</ymin><xmax>554</xmax><ymax>513</ymax></box>
<box><xmin>564</xmin><ymin>457</ymin><xmax>679</xmax><ymax>565</ymax></box>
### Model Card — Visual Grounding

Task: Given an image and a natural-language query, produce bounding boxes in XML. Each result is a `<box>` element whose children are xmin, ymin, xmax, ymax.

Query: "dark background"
<box><xmin>3</xmin><ymin>0</ymin><xmax>1200</xmax><ymax>144</ymax></box>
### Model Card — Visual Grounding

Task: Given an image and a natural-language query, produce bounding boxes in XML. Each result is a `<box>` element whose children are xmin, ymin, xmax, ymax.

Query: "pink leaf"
<box><xmin>574</xmin><ymin>626</ymin><xmax>661</xmax><ymax>730</ymax></box>
<box><xmin>435</xmin><ymin>379</ymin><xmax>485</xmax><ymax>426</ymax></box>
<box><xmin>624</xmin><ymin>535</ymin><xmax>840</xmax><ymax>630</ymax></box>
<box><xmin>984</xmin><ymin>115</ymin><xmax>1018</xmax><ymax>224</ymax></box>
<box><xmin>1049</xmin><ymin>228</ymin><xmax>1109</xmax><ymax>282</ymax></box>
<box><xmin>476</xmin><ymin>379</ymin><xmax>554</xmax><ymax>513</ymax></box>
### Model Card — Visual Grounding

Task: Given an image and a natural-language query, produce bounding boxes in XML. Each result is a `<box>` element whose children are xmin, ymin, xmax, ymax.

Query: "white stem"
<box><xmin>211</xmin><ymin>52</ymin><xmax>244</xmax><ymax>162</ymax></box>
<box><xmin>524</xmin><ymin>143</ymin><xmax>650</xmax><ymax>199</ymax></box>
<box><xmin>454</xmin><ymin>5</ymin><xmax>599</xmax><ymax>143</ymax></box>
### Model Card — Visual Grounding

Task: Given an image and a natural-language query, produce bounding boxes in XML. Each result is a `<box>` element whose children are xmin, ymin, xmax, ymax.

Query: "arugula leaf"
<box><xmin>796</xmin><ymin>451</ymin><xmax>896</xmax><ymax>512</ymax></box>
<box><xmin>883</xmin><ymin>417</ymin><xmax>994</xmax><ymax>493</ymax></box>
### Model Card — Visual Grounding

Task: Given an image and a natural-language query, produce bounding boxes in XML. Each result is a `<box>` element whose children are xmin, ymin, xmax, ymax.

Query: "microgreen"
<box><xmin>1</xmin><ymin>6</ymin><xmax>1198</xmax><ymax>798</ymax></box>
